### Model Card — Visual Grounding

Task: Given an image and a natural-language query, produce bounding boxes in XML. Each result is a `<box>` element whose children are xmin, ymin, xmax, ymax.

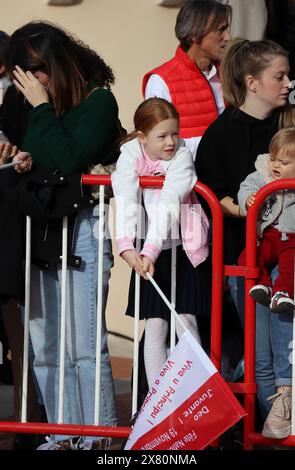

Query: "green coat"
<box><xmin>23</xmin><ymin>87</ymin><xmax>119</xmax><ymax>174</ymax></box>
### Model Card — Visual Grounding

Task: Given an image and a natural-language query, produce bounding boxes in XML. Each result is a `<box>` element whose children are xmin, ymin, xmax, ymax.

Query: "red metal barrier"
<box><xmin>0</xmin><ymin>175</ymin><xmax>224</xmax><ymax>444</ymax></box>
<box><xmin>244</xmin><ymin>179</ymin><xmax>295</xmax><ymax>449</ymax></box>
<box><xmin>222</xmin><ymin>178</ymin><xmax>295</xmax><ymax>449</ymax></box>
<box><xmin>83</xmin><ymin>174</ymin><xmax>225</xmax><ymax>373</ymax></box>
<box><xmin>80</xmin><ymin>176</ymin><xmax>295</xmax><ymax>449</ymax></box>
<box><xmin>1</xmin><ymin>175</ymin><xmax>292</xmax><ymax>449</ymax></box>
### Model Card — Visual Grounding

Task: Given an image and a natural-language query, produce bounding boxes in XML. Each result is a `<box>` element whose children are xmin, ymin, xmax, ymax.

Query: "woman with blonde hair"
<box><xmin>196</xmin><ymin>38</ymin><xmax>293</xmax><ymax>439</ymax></box>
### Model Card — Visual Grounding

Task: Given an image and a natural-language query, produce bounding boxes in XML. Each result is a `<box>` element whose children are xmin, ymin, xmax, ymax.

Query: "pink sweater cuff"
<box><xmin>140</xmin><ymin>243</ymin><xmax>161</xmax><ymax>264</ymax></box>
<box><xmin>117</xmin><ymin>237</ymin><xmax>134</xmax><ymax>255</ymax></box>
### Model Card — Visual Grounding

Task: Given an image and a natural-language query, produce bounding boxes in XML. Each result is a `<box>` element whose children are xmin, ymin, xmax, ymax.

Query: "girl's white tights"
<box><xmin>144</xmin><ymin>314</ymin><xmax>201</xmax><ymax>389</ymax></box>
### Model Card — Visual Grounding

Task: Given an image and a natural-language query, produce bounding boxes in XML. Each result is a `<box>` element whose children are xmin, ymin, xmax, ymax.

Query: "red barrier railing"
<box><xmin>83</xmin><ymin>174</ymin><xmax>225</xmax><ymax>370</ymax></box>
<box><xmin>222</xmin><ymin>179</ymin><xmax>295</xmax><ymax>449</ymax></box>
<box><xmin>1</xmin><ymin>175</ymin><xmax>292</xmax><ymax>450</ymax></box>
<box><xmin>0</xmin><ymin>175</ymin><xmax>225</xmax><ymax>445</ymax></box>
<box><xmin>244</xmin><ymin>179</ymin><xmax>295</xmax><ymax>449</ymax></box>
<box><xmin>82</xmin><ymin>176</ymin><xmax>295</xmax><ymax>449</ymax></box>
<box><xmin>85</xmin><ymin>174</ymin><xmax>226</xmax><ymax>443</ymax></box>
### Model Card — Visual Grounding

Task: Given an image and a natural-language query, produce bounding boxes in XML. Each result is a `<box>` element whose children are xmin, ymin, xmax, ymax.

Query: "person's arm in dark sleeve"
<box><xmin>196</xmin><ymin>124</ymin><xmax>229</xmax><ymax>201</ymax></box>
<box><xmin>196</xmin><ymin>123</ymin><xmax>241</xmax><ymax>218</ymax></box>
<box><xmin>23</xmin><ymin>88</ymin><xmax>119</xmax><ymax>174</ymax></box>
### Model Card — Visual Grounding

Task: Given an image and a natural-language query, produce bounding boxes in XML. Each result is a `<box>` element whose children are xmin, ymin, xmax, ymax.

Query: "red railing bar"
<box><xmin>4</xmin><ymin>176</ymin><xmax>291</xmax><ymax>448</ymax></box>
<box><xmin>243</xmin><ymin>179</ymin><xmax>295</xmax><ymax>449</ymax></box>
<box><xmin>0</xmin><ymin>421</ymin><xmax>130</xmax><ymax>438</ymax></box>
<box><xmin>82</xmin><ymin>175</ymin><xmax>225</xmax><ymax>372</ymax></box>
<box><xmin>249</xmin><ymin>432</ymin><xmax>295</xmax><ymax>446</ymax></box>
<box><xmin>224</xmin><ymin>265</ymin><xmax>260</xmax><ymax>278</ymax></box>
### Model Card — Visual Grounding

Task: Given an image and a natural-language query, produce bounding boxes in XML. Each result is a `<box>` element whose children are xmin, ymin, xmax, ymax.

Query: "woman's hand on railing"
<box><xmin>220</xmin><ymin>196</ymin><xmax>245</xmax><ymax>218</ymax></box>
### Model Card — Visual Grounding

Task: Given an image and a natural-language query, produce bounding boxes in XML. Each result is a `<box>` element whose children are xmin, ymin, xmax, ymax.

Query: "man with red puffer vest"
<box><xmin>143</xmin><ymin>0</ymin><xmax>231</xmax><ymax>160</ymax></box>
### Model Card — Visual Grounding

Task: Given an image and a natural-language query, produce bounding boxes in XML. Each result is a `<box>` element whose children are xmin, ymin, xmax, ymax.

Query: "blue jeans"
<box><xmin>29</xmin><ymin>208</ymin><xmax>117</xmax><ymax>441</ymax></box>
<box><xmin>228</xmin><ymin>269</ymin><xmax>293</xmax><ymax>420</ymax></box>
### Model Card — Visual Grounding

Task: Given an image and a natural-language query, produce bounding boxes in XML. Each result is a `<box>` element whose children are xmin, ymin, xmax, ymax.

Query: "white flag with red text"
<box><xmin>125</xmin><ymin>331</ymin><xmax>245</xmax><ymax>450</ymax></box>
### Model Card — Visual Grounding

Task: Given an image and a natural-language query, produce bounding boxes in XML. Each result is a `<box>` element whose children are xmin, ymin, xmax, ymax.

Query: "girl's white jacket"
<box><xmin>111</xmin><ymin>138</ymin><xmax>209</xmax><ymax>267</ymax></box>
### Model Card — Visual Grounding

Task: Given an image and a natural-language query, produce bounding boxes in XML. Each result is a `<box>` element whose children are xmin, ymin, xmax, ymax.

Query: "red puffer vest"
<box><xmin>142</xmin><ymin>46</ymin><xmax>220</xmax><ymax>138</ymax></box>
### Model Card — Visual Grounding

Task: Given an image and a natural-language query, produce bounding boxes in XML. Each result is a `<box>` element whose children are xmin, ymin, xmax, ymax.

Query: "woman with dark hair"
<box><xmin>0</xmin><ymin>30</ymin><xmax>44</xmax><ymax>450</ymax></box>
<box><xmin>7</xmin><ymin>21</ymin><xmax>121</xmax><ymax>450</ymax></box>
